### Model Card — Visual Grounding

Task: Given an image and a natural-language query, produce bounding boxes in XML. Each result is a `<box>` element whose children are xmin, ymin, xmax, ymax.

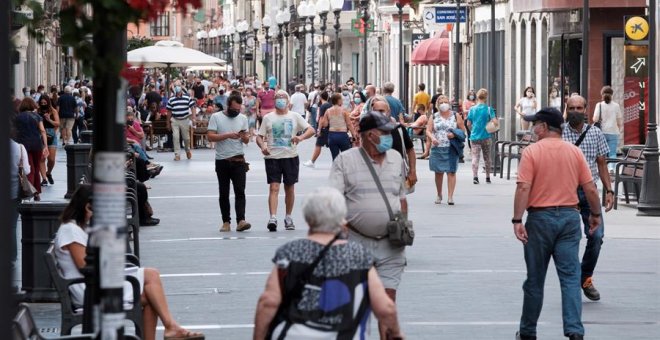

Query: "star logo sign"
<box><xmin>631</xmin><ymin>23</ymin><xmax>644</xmax><ymax>34</ymax></box>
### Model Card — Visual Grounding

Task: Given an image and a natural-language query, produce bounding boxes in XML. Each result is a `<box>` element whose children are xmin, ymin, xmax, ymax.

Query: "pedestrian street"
<box><xmin>28</xmin><ymin>140</ymin><xmax>660</xmax><ymax>339</ymax></box>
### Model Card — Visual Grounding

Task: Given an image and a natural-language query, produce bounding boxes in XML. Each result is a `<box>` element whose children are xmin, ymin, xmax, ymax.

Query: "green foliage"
<box><xmin>128</xmin><ymin>36</ymin><xmax>155</xmax><ymax>51</ymax></box>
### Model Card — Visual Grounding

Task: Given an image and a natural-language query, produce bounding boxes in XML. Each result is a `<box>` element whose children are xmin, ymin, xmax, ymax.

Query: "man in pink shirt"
<box><xmin>512</xmin><ymin>107</ymin><xmax>601</xmax><ymax>340</ymax></box>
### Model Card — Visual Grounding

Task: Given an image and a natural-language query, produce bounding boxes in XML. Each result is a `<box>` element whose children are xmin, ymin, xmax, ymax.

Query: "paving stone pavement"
<box><xmin>16</xmin><ymin>139</ymin><xmax>660</xmax><ymax>339</ymax></box>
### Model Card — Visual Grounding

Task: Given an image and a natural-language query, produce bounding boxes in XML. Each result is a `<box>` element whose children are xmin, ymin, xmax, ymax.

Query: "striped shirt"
<box><xmin>562</xmin><ymin>124</ymin><xmax>609</xmax><ymax>182</ymax></box>
<box><xmin>330</xmin><ymin>148</ymin><xmax>405</xmax><ymax>238</ymax></box>
<box><xmin>166</xmin><ymin>94</ymin><xmax>194</xmax><ymax>119</ymax></box>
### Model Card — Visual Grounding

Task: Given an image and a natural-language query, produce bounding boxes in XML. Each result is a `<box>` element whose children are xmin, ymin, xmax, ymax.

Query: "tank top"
<box><xmin>327</xmin><ymin>107</ymin><xmax>348</xmax><ymax>131</ymax></box>
<box><xmin>38</xmin><ymin>109</ymin><xmax>55</xmax><ymax>129</ymax></box>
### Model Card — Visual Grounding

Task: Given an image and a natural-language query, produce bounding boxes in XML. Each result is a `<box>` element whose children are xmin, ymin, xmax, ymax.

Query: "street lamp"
<box><xmin>282</xmin><ymin>10</ymin><xmax>291</xmax><ymax>88</ymax></box>
<box><xmin>304</xmin><ymin>2</ymin><xmax>318</xmax><ymax>87</ymax></box>
<box><xmin>316</xmin><ymin>0</ymin><xmax>330</xmax><ymax>84</ymax></box>
<box><xmin>396</xmin><ymin>0</ymin><xmax>409</xmax><ymax>106</ymax></box>
<box><xmin>252</xmin><ymin>18</ymin><xmax>261</xmax><ymax>78</ymax></box>
<box><xmin>332</xmin><ymin>0</ymin><xmax>343</xmax><ymax>85</ymax></box>
<box><xmin>237</xmin><ymin>20</ymin><xmax>249</xmax><ymax>77</ymax></box>
<box><xmin>298</xmin><ymin>1</ymin><xmax>309</xmax><ymax>85</ymax></box>
<box><xmin>263</xmin><ymin>14</ymin><xmax>273</xmax><ymax>81</ymax></box>
<box><xmin>226</xmin><ymin>25</ymin><xmax>236</xmax><ymax>77</ymax></box>
<box><xmin>359</xmin><ymin>0</ymin><xmax>370</xmax><ymax>86</ymax></box>
<box><xmin>276</xmin><ymin>10</ymin><xmax>286</xmax><ymax>89</ymax></box>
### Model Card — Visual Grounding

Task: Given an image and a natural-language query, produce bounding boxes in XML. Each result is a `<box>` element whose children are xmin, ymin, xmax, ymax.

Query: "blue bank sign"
<box><xmin>431</xmin><ymin>5</ymin><xmax>468</xmax><ymax>24</ymax></box>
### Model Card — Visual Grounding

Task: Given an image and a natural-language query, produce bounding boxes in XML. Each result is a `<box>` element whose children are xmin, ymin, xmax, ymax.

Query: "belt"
<box><xmin>346</xmin><ymin>224</ymin><xmax>387</xmax><ymax>241</ymax></box>
<box><xmin>172</xmin><ymin>115</ymin><xmax>190</xmax><ymax>120</ymax></box>
<box><xmin>223</xmin><ymin>155</ymin><xmax>245</xmax><ymax>162</ymax></box>
<box><xmin>527</xmin><ymin>205</ymin><xmax>578</xmax><ymax>213</ymax></box>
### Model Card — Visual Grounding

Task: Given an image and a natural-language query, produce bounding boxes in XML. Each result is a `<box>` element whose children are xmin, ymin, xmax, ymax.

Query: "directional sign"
<box><xmin>433</xmin><ymin>5</ymin><xmax>468</xmax><ymax>24</ymax></box>
<box><xmin>624</xmin><ymin>45</ymin><xmax>649</xmax><ymax>77</ymax></box>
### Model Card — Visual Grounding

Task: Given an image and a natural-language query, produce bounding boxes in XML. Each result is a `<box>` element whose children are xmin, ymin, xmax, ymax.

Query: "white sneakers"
<box><xmin>302</xmin><ymin>160</ymin><xmax>315</xmax><ymax>168</ymax></box>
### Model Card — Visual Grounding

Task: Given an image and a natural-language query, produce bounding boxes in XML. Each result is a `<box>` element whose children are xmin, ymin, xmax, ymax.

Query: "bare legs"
<box><xmin>284</xmin><ymin>184</ymin><xmax>295</xmax><ymax>215</ymax></box>
<box><xmin>435</xmin><ymin>172</ymin><xmax>444</xmax><ymax>199</ymax></box>
<box><xmin>378</xmin><ymin>289</ymin><xmax>397</xmax><ymax>340</ymax></box>
<box><xmin>435</xmin><ymin>172</ymin><xmax>457</xmax><ymax>202</ymax></box>
<box><xmin>140</xmin><ymin>268</ymin><xmax>202</xmax><ymax>340</ymax></box>
<box><xmin>310</xmin><ymin>145</ymin><xmax>322</xmax><ymax>163</ymax></box>
<box><xmin>268</xmin><ymin>183</ymin><xmax>280</xmax><ymax>216</ymax></box>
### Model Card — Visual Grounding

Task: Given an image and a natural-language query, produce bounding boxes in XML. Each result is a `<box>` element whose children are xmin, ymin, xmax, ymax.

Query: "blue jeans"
<box><xmin>520</xmin><ymin>208</ymin><xmax>584</xmax><ymax>337</ymax></box>
<box><xmin>327</xmin><ymin>131</ymin><xmax>351</xmax><ymax>160</ymax></box>
<box><xmin>309</xmin><ymin>107</ymin><xmax>318</xmax><ymax>130</ymax></box>
<box><xmin>603</xmin><ymin>134</ymin><xmax>618</xmax><ymax>170</ymax></box>
<box><xmin>577</xmin><ymin>187</ymin><xmax>605</xmax><ymax>281</ymax></box>
<box><xmin>130</xmin><ymin>143</ymin><xmax>149</xmax><ymax>162</ymax></box>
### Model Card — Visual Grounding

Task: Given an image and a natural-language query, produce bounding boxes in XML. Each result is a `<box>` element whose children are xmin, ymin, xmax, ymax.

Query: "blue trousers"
<box><xmin>577</xmin><ymin>187</ymin><xmax>605</xmax><ymax>282</ymax></box>
<box><xmin>327</xmin><ymin>131</ymin><xmax>351</xmax><ymax>160</ymax></box>
<box><xmin>520</xmin><ymin>208</ymin><xmax>584</xmax><ymax>337</ymax></box>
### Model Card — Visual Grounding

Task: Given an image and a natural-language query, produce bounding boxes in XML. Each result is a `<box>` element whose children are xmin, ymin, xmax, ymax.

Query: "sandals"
<box><xmin>164</xmin><ymin>330</ymin><xmax>205</xmax><ymax>340</ymax></box>
<box><xmin>435</xmin><ymin>196</ymin><xmax>442</xmax><ymax>204</ymax></box>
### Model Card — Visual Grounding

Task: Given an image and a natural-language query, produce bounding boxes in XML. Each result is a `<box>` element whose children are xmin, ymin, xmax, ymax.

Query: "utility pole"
<box><xmin>581</xmin><ymin>0</ymin><xmax>589</xmax><ymax>102</ymax></box>
<box><xmin>453</xmin><ymin>0</ymin><xmax>461</xmax><ymax>112</ymax></box>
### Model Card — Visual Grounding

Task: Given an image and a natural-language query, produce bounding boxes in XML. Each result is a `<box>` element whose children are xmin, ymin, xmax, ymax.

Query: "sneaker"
<box><xmin>568</xmin><ymin>334</ymin><xmax>584</xmax><ymax>340</ymax></box>
<box><xmin>473</xmin><ymin>177</ymin><xmax>479</xmax><ymax>184</ymax></box>
<box><xmin>486</xmin><ymin>177</ymin><xmax>491</xmax><ymax>184</ymax></box>
<box><xmin>174</xmin><ymin>153</ymin><xmax>181</xmax><ymax>161</ymax></box>
<box><xmin>236</xmin><ymin>220</ymin><xmax>251</xmax><ymax>232</ymax></box>
<box><xmin>302</xmin><ymin>160</ymin><xmax>315</xmax><ymax>168</ymax></box>
<box><xmin>515</xmin><ymin>331</ymin><xmax>537</xmax><ymax>340</ymax></box>
<box><xmin>267</xmin><ymin>218</ymin><xmax>278</xmax><ymax>232</ymax></box>
<box><xmin>47</xmin><ymin>173</ymin><xmax>54</xmax><ymax>185</ymax></box>
<box><xmin>582</xmin><ymin>277</ymin><xmax>601</xmax><ymax>301</ymax></box>
<box><xmin>219</xmin><ymin>222</ymin><xmax>231</xmax><ymax>232</ymax></box>
<box><xmin>284</xmin><ymin>217</ymin><xmax>295</xmax><ymax>230</ymax></box>
<box><xmin>41</xmin><ymin>179</ymin><xmax>49</xmax><ymax>187</ymax></box>
<box><xmin>140</xmin><ymin>217</ymin><xmax>160</xmax><ymax>226</ymax></box>
<box><xmin>434</xmin><ymin>196</ymin><xmax>442</xmax><ymax>204</ymax></box>
<box><xmin>186</xmin><ymin>150</ymin><xmax>192</xmax><ymax>159</ymax></box>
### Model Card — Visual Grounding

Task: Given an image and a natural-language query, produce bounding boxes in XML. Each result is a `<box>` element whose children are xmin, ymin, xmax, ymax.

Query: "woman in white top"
<box><xmin>53</xmin><ymin>185</ymin><xmax>204</xmax><ymax>340</ymax></box>
<box><xmin>10</xmin><ymin>137</ymin><xmax>30</xmax><ymax>272</ymax></box>
<box><xmin>549</xmin><ymin>87</ymin><xmax>561</xmax><ymax>111</ymax></box>
<box><xmin>514</xmin><ymin>86</ymin><xmax>538</xmax><ymax>130</ymax></box>
<box><xmin>593</xmin><ymin>85</ymin><xmax>623</xmax><ymax>171</ymax></box>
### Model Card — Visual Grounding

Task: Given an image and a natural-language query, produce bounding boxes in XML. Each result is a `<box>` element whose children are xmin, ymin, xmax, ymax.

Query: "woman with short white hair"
<box><xmin>254</xmin><ymin>187</ymin><xmax>404</xmax><ymax>340</ymax></box>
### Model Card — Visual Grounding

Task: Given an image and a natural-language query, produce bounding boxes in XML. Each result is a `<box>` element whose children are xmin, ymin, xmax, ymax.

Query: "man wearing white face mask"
<box><xmin>256</xmin><ymin>90</ymin><xmax>315</xmax><ymax>232</ymax></box>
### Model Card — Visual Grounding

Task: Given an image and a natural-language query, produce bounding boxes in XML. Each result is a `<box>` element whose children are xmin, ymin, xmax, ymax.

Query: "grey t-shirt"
<box><xmin>207</xmin><ymin>111</ymin><xmax>249</xmax><ymax>160</ymax></box>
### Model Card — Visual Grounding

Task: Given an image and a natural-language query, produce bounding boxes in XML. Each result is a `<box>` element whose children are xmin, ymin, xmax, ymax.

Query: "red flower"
<box><xmin>121</xmin><ymin>63</ymin><xmax>145</xmax><ymax>87</ymax></box>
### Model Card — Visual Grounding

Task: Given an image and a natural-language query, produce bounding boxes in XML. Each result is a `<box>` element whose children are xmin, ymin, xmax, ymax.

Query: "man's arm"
<box><xmin>581</xmin><ymin>181</ymin><xmax>603</xmax><ymax>235</ymax></box>
<box><xmin>513</xmin><ymin>182</ymin><xmax>531</xmax><ymax>244</ymax></box>
<box><xmin>253</xmin><ymin>267</ymin><xmax>282</xmax><ymax>340</ymax></box>
<box><xmin>595</xmin><ymin>155</ymin><xmax>614</xmax><ymax>211</ymax></box>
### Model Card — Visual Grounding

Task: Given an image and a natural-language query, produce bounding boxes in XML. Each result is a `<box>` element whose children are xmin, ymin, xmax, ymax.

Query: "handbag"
<box><xmin>594</xmin><ymin>103</ymin><xmax>603</xmax><ymax>129</ymax></box>
<box><xmin>18</xmin><ymin>145</ymin><xmax>37</xmax><ymax>199</ymax></box>
<box><xmin>359</xmin><ymin>148</ymin><xmax>414</xmax><ymax>247</ymax></box>
<box><xmin>485</xmin><ymin>107</ymin><xmax>500</xmax><ymax>133</ymax></box>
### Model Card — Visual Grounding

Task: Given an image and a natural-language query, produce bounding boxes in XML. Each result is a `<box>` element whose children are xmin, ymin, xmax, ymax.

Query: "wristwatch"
<box><xmin>590</xmin><ymin>211</ymin><xmax>602</xmax><ymax>217</ymax></box>
<box><xmin>606</xmin><ymin>189</ymin><xmax>615</xmax><ymax>195</ymax></box>
<box><xmin>511</xmin><ymin>218</ymin><xmax>523</xmax><ymax>224</ymax></box>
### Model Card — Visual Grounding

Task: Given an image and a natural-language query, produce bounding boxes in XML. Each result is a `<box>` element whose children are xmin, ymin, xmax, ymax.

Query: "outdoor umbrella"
<box><xmin>411</xmin><ymin>30</ymin><xmax>450</xmax><ymax>66</ymax></box>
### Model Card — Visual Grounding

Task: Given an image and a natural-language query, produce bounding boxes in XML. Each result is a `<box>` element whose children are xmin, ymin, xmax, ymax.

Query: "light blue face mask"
<box><xmin>275</xmin><ymin>98</ymin><xmax>287</xmax><ymax>109</ymax></box>
<box><xmin>174</xmin><ymin>86</ymin><xmax>182</xmax><ymax>93</ymax></box>
<box><xmin>375</xmin><ymin>134</ymin><xmax>393</xmax><ymax>153</ymax></box>
<box><xmin>354</xmin><ymin>98</ymin><xmax>362</xmax><ymax>104</ymax></box>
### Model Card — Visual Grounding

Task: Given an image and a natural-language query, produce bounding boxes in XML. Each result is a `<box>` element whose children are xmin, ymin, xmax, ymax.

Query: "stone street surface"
<box><xmin>23</xmin><ymin>139</ymin><xmax>660</xmax><ymax>339</ymax></box>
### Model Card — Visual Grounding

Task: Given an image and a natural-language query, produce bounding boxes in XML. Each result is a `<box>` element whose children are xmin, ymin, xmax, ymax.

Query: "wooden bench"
<box><xmin>44</xmin><ymin>245</ymin><xmax>143</xmax><ymax>337</ymax></box>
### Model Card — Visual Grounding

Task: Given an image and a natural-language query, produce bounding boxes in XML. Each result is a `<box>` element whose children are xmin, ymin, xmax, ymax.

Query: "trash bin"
<box><xmin>80</xmin><ymin>130</ymin><xmax>93</xmax><ymax>144</ymax></box>
<box><xmin>18</xmin><ymin>201</ymin><xmax>68</xmax><ymax>302</ymax></box>
<box><xmin>64</xmin><ymin>143</ymin><xmax>92</xmax><ymax>199</ymax></box>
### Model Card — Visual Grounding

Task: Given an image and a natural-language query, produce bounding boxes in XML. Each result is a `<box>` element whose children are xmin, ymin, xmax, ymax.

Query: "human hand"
<box><xmin>261</xmin><ymin>146</ymin><xmax>270</xmax><ymax>156</ymax></box>
<box><xmin>166</xmin><ymin>124</ymin><xmax>172</xmax><ymax>132</ymax></box>
<box><xmin>513</xmin><ymin>223</ymin><xmax>528</xmax><ymax>244</ymax></box>
<box><xmin>447</xmin><ymin>132</ymin><xmax>455</xmax><ymax>139</ymax></box>
<box><xmin>406</xmin><ymin>172</ymin><xmax>418</xmax><ymax>187</ymax></box>
<box><xmin>604</xmin><ymin>192</ymin><xmax>614</xmax><ymax>212</ymax></box>
<box><xmin>42</xmin><ymin>148</ymin><xmax>49</xmax><ymax>158</ymax></box>
<box><xmin>291</xmin><ymin>135</ymin><xmax>302</xmax><ymax>144</ymax></box>
<box><xmin>588</xmin><ymin>215</ymin><xmax>601</xmax><ymax>235</ymax></box>
<box><xmin>432</xmin><ymin>138</ymin><xmax>440</xmax><ymax>146</ymax></box>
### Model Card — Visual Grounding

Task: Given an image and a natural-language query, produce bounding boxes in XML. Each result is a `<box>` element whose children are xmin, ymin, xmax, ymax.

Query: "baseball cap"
<box><xmin>359</xmin><ymin>110</ymin><xmax>398</xmax><ymax>133</ymax></box>
<box><xmin>523</xmin><ymin>107</ymin><xmax>564</xmax><ymax>130</ymax></box>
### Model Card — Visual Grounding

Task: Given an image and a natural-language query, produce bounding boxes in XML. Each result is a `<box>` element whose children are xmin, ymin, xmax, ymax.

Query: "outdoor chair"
<box><xmin>193</xmin><ymin>120</ymin><xmax>209</xmax><ymax>148</ymax></box>
<box><xmin>500</xmin><ymin>134</ymin><xmax>535</xmax><ymax>180</ymax></box>
<box><xmin>495</xmin><ymin>131</ymin><xmax>532</xmax><ymax>177</ymax></box>
<box><xmin>151</xmin><ymin>119</ymin><xmax>169</xmax><ymax>150</ymax></box>
<box><xmin>610</xmin><ymin>148</ymin><xmax>645</xmax><ymax>209</ymax></box>
<box><xmin>44</xmin><ymin>245</ymin><xmax>143</xmax><ymax>337</ymax></box>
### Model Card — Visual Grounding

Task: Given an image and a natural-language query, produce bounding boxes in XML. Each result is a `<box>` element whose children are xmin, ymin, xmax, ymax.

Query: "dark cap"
<box><xmin>523</xmin><ymin>107</ymin><xmax>564</xmax><ymax>130</ymax></box>
<box><xmin>359</xmin><ymin>110</ymin><xmax>398</xmax><ymax>133</ymax></box>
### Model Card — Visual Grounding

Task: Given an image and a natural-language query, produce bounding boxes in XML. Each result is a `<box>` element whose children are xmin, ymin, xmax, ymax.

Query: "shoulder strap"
<box><xmin>574</xmin><ymin>124</ymin><xmax>592</xmax><ymax>147</ymax></box>
<box><xmin>358</xmin><ymin>148</ymin><xmax>395</xmax><ymax>220</ymax></box>
<box><xmin>398</xmin><ymin>128</ymin><xmax>409</xmax><ymax>169</ymax></box>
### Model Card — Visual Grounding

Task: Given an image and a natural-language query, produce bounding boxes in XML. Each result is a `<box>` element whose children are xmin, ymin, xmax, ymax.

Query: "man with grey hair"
<box><xmin>330</xmin><ymin>109</ymin><xmax>406</xmax><ymax>340</ymax></box>
<box><xmin>257</xmin><ymin>90</ymin><xmax>315</xmax><ymax>232</ymax></box>
<box><xmin>382</xmin><ymin>82</ymin><xmax>406</xmax><ymax>124</ymax></box>
<box><xmin>57</xmin><ymin>85</ymin><xmax>77</xmax><ymax>145</ymax></box>
<box><xmin>166</xmin><ymin>79</ymin><xmax>196</xmax><ymax>161</ymax></box>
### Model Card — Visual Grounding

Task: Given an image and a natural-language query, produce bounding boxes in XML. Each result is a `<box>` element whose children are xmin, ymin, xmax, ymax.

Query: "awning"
<box><xmin>411</xmin><ymin>31</ymin><xmax>450</xmax><ymax>66</ymax></box>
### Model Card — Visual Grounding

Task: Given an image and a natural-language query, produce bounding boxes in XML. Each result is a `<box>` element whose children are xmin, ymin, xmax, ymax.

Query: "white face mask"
<box><xmin>439</xmin><ymin>103</ymin><xmax>451</xmax><ymax>112</ymax></box>
<box><xmin>526</xmin><ymin>91</ymin><xmax>534</xmax><ymax>98</ymax></box>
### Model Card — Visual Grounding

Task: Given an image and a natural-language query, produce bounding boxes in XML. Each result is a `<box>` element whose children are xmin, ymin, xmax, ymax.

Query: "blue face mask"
<box><xmin>354</xmin><ymin>98</ymin><xmax>362</xmax><ymax>104</ymax></box>
<box><xmin>375</xmin><ymin>134</ymin><xmax>393</xmax><ymax>153</ymax></box>
<box><xmin>275</xmin><ymin>98</ymin><xmax>288</xmax><ymax>110</ymax></box>
<box><xmin>174</xmin><ymin>86</ymin><xmax>182</xmax><ymax>93</ymax></box>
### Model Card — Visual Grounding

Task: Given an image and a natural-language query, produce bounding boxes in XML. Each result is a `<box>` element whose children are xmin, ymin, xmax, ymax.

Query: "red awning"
<box><xmin>411</xmin><ymin>31</ymin><xmax>450</xmax><ymax>66</ymax></box>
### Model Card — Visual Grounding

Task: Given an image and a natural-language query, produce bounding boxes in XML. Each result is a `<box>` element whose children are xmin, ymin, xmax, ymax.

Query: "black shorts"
<box><xmin>265</xmin><ymin>157</ymin><xmax>300</xmax><ymax>185</ymax></box>
<box><xmin>315</xmin><ymin>128</ymin><xmax>329</xmax><ymax>147</ymax></box>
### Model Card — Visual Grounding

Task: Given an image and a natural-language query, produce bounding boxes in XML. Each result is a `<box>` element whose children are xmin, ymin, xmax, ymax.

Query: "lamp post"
<box><xmin>263</xmin><ymin>14</ymin><xmax>273</xmax><ymax>81</ymax></box>
<box><xmin>237</xmin><ymin>21</ymin><xmax>249</xmax><ymax>77</ymax></box>
<box><xmin>277</xmin><ymin>10</ymin><xmax>286</xmax><ymax>88</ymax></box>
<box><xmin>252</xmin><ymin>18</ymin><xmax>261</xmax><ymax>78</ymax></box>
<box><xmin>396</xmin><ymin>1</ymin><xmax>408</xmax><ymax>106</ymax></box>
<box><xmin>638</xmin><ymin>0</ymin><xmax>660</xmax><ymax>216</ymax></box>
<box><xmin>316</xmin><ymin>0</ymin><xmax>330</xmax><ymax>84</ymax></box>
<box><xmin>226</xmin><ymin>25</ymin><xmax>236</xmax><ymax>77</ymax></box>
<box><xmin>298</xmin><ymin>2</ymin><xmax>309</xmax><ymax>85</ymax></box>
<box><xmin>332</xmin><ymin>0</ymin><xmax>343</xmax><ymax>86</ymax></box>
<box><xmin>282</xmin><ymin>11</ymin><xmax>291</xmax><ymax>88</ymax></box>
<box><xmin>303</xmin><ymin>3</ymin><xmax>318</xmax><ymax>87</ymax></box>
<box><xmin>359</xmin><ymin>0</ymin><xmax>370</xmax><ymax>86</ymax></box>
<box><xmin>452</xmin><ymin>0</ymin><xmax>461</xmax><ymax>113</ymax></box>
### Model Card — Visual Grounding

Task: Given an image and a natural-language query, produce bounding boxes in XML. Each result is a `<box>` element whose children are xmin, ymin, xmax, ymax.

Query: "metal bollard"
<box><xmin>64</xmin><ymin>143</ymin><xmax>92</xmax><ymax>199</ymax></box>
<box><xmin>80</xmin><ymin>130</ymin><xmax>93</xmax><ymax>144</ymax></box>
<box><xmin>18</xmin><ymin>201</ymin><xmax>68</xmax><ymax>302</ymax></box>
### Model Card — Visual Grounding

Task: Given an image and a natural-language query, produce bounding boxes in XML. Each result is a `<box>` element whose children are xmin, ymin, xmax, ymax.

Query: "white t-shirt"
<box><xmin>518</xmin><ymin>97</ymin><xmax>537</xmax><ymax>116</ymax></box>
<box><xmin>593</xmin><ymin>101</ymin><xmax>623</xmax><ymax>135</ymax></box>
<box><xmin>290</xmin><ymin>92</ymin><xmax>308</xmax><ymax>117</ymax></box>
<box><xmin>207</xmin><ymin>111</ymin><xmax>249</xmax><ymax>160</ymax></box>
<box><xmin>54</xmin><ymin>222</ymin><xmax>144</xmax><ymax>308</ymax></box>
<box><xmin>550</xmin><ymin>97</ymin><xmax>561</xmax><ymax>111</ymax></box>
<box><xmin>258</xmin><ymin>111</ymin><xmax>310</xmax><ymax>159</ymax></box>
<box><xmin>308</xmin><ymin>90</ymin><xmax>319</xmax><ymax>108</ymax></box>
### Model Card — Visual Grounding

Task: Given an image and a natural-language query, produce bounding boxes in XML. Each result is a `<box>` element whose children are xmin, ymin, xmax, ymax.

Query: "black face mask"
<box><xmin>566</xmin><ymin>111</ymin><xmax>585</xmax><ymax>127</ymax></box>
<box><xmin>40</xmin><ymin>104</ymin><xmax>48</xmax><ymax>110</ymax></box>
<box><xmin>226</xmin><ymin>108</ymin><xmax>240</xmax><ymax>118</ymax></box>
<box><xmin>127</xmin><ymin>120</ymin><xmax>134</xmax><ymax>126</ymax></box>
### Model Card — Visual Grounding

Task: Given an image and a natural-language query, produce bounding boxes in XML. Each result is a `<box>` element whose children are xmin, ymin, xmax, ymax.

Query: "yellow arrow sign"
<box><xmin>625</xmin><ymin>16</ymin><xmax>649</xmax><ymax>41</ymax></box>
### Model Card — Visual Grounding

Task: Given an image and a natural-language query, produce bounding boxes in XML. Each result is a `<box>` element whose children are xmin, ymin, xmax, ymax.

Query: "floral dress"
<box><xmin>429</xmin><ymin>112</ymin><xmax>458</xmax><ymax>173</ymax></box>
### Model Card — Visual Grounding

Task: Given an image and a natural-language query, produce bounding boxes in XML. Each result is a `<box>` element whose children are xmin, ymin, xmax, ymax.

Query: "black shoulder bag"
<box><xmin>267</xmin><ymin>233</ymin><xmax>342</xmax><ymax>339</ymax></box>
<box><xmin>574</xmin><ymin>124</ymin><xmax>592</xmax><ymax>147</ymax></box>
<box><xmin>358</xmin><ymin>148</ymin><xmax>414</xmax><ymax>247</ymax></box>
